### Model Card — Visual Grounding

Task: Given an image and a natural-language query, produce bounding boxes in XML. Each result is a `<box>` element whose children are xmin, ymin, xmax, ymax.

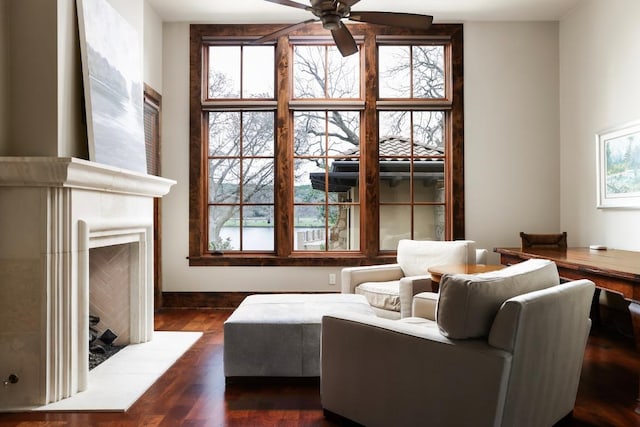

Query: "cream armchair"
<box><xmin>341</xmin><ymin>239</ymin><xmax>488</xmax><ymax>319</ymax></box>
<box><xmin>322</xmin><ymin>260</ymin><xmax>595</xmax><ymax>427</ymax></box>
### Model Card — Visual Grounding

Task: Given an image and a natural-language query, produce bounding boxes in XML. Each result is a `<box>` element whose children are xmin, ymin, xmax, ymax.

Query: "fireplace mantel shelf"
<box><xmin>0</xmin><ymin>156</ymin><xmax>175</xmax><ymax>197</ymax></box>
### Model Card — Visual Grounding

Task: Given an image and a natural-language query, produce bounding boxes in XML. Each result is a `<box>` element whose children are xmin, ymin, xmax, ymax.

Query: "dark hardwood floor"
<box><xmin>1</xmin><ymin>308</ymin><xmax>639</xmax><ymax>427</ymax></box>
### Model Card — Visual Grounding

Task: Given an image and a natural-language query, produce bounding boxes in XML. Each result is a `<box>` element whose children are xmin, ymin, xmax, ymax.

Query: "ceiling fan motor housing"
<box><xmin>310</xmin><ymin>0</ymin><xmax>351</xmax><ymax>30</ymax></box>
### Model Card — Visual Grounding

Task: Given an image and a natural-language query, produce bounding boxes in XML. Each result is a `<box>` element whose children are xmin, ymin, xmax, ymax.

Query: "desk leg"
<box><xmin>629</xmin><ymin>302</ymin><xmax>640</xmax><ymax>414</ymax></box>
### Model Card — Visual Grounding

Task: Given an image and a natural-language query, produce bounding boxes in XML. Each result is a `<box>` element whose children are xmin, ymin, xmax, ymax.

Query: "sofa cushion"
<box><xmin>397</xmin><ymin>239</ymin><xmax>476</xmax><ymax>277</ymax></box>
<box><xmin>436</xmin><ymin>259</ymin><xmax>560</xmax><ymax>339</ymax></box>
<box><xmin>356</xmin><ymin>281</ymin><xmax>401</xmax><ymax>312</ymax></box>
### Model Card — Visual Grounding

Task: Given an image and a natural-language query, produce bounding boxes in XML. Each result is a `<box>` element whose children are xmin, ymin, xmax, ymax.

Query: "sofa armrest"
<box><xmin>398</xmin><ymin>275</ymin><xmax>432</xmax><ymax>318</ymax></box>
<box><xmin>412</xmin><ymin>291</ymin><xmax>438</xmax><ymax>320</ymax></box>
<box><xmin>321</xmin><ymin>313</ymin><xmax>512</xmax><ymax>427</ymax></box>
<box><xmin>341</xmin><ymin>264</ymin><xmax>404</xmax><ymax>294</ymax></box>
<box><xmin>476</xmin><ymin>248</ymin><xmax>489</xmax><ymax>264</ymax></box>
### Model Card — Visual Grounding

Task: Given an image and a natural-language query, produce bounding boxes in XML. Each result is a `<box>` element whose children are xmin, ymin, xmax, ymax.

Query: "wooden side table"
<box><xmin>427</xmin><ymin>264</ymin><xmax>505</xmax><ymax>292</ymax></box>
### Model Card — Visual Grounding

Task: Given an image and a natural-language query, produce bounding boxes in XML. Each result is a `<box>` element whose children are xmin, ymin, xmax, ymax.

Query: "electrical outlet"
<box><xmin>329</xmin><ymin>273</ymin><xmax>337</xmax><ymax>285</ymax></box>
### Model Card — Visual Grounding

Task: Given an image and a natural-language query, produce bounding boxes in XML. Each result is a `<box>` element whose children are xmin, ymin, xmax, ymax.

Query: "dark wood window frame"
<box><xmin>143</xmin><ymin>84</ymin><xmax>163</xmax><ymax>306</ymax></box>
<box><xmin>189</xmin><ymin>23</ymin><xmax>464</xmax><ymax>267</ymax></box>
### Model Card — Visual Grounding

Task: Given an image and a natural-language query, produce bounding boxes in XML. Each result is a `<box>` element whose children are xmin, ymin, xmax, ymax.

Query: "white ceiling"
<box><xmin>146</xmin><ymin>0</ymin><xmax>582</xmax><ymax>23</ymax></box>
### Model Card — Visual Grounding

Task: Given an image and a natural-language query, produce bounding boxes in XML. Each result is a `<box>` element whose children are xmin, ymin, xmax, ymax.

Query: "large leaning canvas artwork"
<box><xmin>77</xmin><ymin>0</ymin><xmax>147</xmax><ymax>174</ymax></box>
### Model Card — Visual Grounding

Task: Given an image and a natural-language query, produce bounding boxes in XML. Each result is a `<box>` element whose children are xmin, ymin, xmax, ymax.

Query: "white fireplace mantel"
<box><xmin>0</xmin><ymin>156</ymin><xmax>175</xmax><ymax>196</ymax></box>
<box><xmin>0</xmin><ymin>157</ymin><xmax>175</xmax><ymax>411</ymax></box>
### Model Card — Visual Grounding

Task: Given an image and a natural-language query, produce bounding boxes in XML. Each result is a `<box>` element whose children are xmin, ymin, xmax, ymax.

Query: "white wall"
<box><xmin>464</xmin><ymin>22</ymin><xmax>560</xmax><ymax>263</ymax></box>
<box><xmin>57</xmin><ymin>0</ymin><xmax>86</xmax><ymax>159</ymax></box>
<box><xmin>160</xmin><ymin>21</ymin><xmax>562</xmax><ymax>291</ymax></box>
<box><xmin>143</xmin><ymin>0</ymin><xmax>162</xmax><ymax>91</ymax></box>
<box><xmin>1</xmin><ymin>0</ymin><xmax>146</xmax><ymax>158</ymax></box>
<box><xmin>7</xmin><ymin>0</ymin><xmax>58</xmax><ymax>156</ymax></box>
<box><xmin>559</xmin><ymin>0</ymin><xmax>640</xmax><ymax>251</ymax></box>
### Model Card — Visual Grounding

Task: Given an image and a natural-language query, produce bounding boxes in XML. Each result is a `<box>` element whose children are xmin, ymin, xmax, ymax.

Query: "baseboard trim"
<box><xmin>161</xmin><ymin>291</ymin><xmax>337</xmax><ymax>309</ymax></box>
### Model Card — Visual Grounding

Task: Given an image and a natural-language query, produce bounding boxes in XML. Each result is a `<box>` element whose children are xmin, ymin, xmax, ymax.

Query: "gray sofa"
<box><xmin>321</xmin><ymin>260</ymin><xmax>595</xmax><ymax>427</ymax></box>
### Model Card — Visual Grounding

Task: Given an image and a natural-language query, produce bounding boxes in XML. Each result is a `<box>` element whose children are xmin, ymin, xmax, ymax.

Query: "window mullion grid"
<box><xmin>238</xmin><ymin>112</ymin><xmax>244</xmax><ymax>251</ymax></box>
<box><xmin>409</xmin><ymin>111</ymin><xmax>415</xmax><ymax>240</ymax></box>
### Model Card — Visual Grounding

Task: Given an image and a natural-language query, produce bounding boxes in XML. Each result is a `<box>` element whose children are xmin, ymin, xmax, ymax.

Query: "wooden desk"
<box><xmin>428</xmin><ymin>264</ymin><xmax>505</xmax><ymax>292</ymax></box>
<box><xmin>495</xmin><ymin>246</ymin><xmax>640</xmax><ymax>413</ymax></box>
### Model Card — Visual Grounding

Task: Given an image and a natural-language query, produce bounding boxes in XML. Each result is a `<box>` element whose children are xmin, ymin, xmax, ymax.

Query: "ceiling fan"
<box><xmin>257</xmin><ymin>0</ymin><xmax>433</xmax><ymax>57</ymax></box>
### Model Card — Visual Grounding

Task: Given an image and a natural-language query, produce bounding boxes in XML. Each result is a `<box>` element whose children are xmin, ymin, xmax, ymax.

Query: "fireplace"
<box><xmin>0</xmin><ymin>157</ymin><xmax>175</xmax><ymax>411</ymax></box>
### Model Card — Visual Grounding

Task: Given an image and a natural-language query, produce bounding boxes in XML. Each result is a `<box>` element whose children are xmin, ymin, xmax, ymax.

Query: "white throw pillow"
<box><xmin>396</xmin><ymin>239</ymin><xmax>476</xmax><ymax>277</ymax></box>
<box><xmin>436</xmin><ymin>259</ymin><xmax>560</xmax><ymax>339</ymax></box>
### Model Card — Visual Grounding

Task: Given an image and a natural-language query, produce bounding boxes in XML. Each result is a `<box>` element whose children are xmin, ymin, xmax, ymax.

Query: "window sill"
<box><xmin>187</xmin><ymin>253</ymin><xmax>397</xmax><ymax>267</ymax></box>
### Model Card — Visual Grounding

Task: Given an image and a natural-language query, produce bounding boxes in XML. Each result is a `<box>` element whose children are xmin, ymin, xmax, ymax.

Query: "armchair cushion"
<box><xmin>396</xmin><ymin>239</ymin><xmax>476</xmax><ymax>277</ymax></box>
<box><xmin>436</xmin><ymin>259</ymin><xmax>560</xmax><ymax>339</ymax></box>
<box><xmin>355</xmin><ymin>280</ymin><xmax>401</xmax><ymax>312</ymax></box>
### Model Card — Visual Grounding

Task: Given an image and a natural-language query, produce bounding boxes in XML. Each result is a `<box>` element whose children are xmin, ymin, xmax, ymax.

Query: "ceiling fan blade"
<box><xmin>348</xmin><ymin>11</ymin><xmax>433</xmax><ymax>30</ymax></box>
<box><xmin>255</xmin><ymin>19</ymin><xmax>317</xmax><ymax>43</ymax></box>
<box><xmin>263</xmin><ymin>0</ymin><xmax>311</xmax><ymax>11</ymax></box>
<box><xmin>331</xmin><ymin>24</ymin><xmax>358</xmax><ymax>57</ymax></box>
<box><xmin>339</xmin><ymin>0</ymin><xmax>361</xmax><ymax>6</ymax></box>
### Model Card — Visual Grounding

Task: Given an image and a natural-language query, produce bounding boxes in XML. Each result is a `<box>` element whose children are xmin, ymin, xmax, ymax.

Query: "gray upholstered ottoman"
<box><xmin>224</xmin><ymin>293</ymin><xmax>375</xmax><ymax>378</ymax></box>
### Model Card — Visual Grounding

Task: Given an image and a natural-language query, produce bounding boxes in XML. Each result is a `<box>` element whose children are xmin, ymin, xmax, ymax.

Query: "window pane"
<box><xmin>208</xmin><ymin>46</ymin><xmax>240</xmax><ymax>98</ymax></box>
<box><xmin>295</xmin><ymin>111</ymin><xmax>360</xmax><ymax>156</ymax></box>
<box><xmin>294</xmin><ymin>46</ymin><xmax>325</xmax><ymax>98</ymax></box>
<box><xmin>294</xmin><ymin>45</ymin><xmax>360</xmax><ymax>99</ymax></box>
<box><xmin>413</xmin><ymin>45</ymin><xmax>445</xmax><ymax>98</ymax></box>
<box><xmin>241</xmin><ymin>209</ymin><xmax>274</xmax><ymax>251</ymax></box>
<box><xmin>327</xmin><ymin>158</ymin><xmax>358</xmax><ymax>200</ymax></box>
<box><xmin>327</xmin><ymin>46</ymin><xmax>359</xmax><ymax>98</ymax></box>
<box><xmin>414</xmin><ymin>166</ymin><xmax>444</xmax><ymax>202</ymax></box>
<box><xmin>294</xmin><ymin>205</ymin><xmax>325</xmax><ymax>251</ymax></box>
<box><xmin>327</xmin><ymin>205</ymin><xmax>359</xmax><ymax>251</ymax></box>
<box><xmin>295</xmin><ymin>159</ymin><xmax>326</xmax><ymax>203</ymax></box>
<box><xmin>243</xmin><ymin>159</ymin><xmax>274</xmax><ymax>203</ymax></box>
<box><xmin>414</xmin><ymin>205</ymin><xmax>445</xmax><ymax>241</ymax></box>
<box><xmin>209</xmin><ymin>205</ymin><xmax>239</xmax><ymax>251</ymax></box>
<box><xmin>379</xmin><ymin>111</ymin><xmax>411</xmax><ymax>142</ymax></box>
<box><xmin>208</xmin><ymin>159</ymin><xmax>240</xmax><ymax>204</ymax></box>
<box><xmin>243</xmin><ymin>112</ymin><xmax>274</xmax><ymax>156</ymax></box>
<box><xmin>336</xmin><ymin>204</ymin><xmax>360</xmax><ymax>250</ymax></box>
<box><xmin>379</xmin><ymin>46</ymin><xmax>410</xmax><ymax>98</ymax></box>
<box><xmin>379</xmin><ymin>158</ymin><xmax>410</xmax><ymax>203</ymax></box>
<box><xmin>242</xmin><ymin>46</ymin><xmax>274</xmax><ymax>98</ymax></box>
<box><xmin>209</xmin><ymin>112</ymin><xmax>240</xmax><ymax>157</ymax></box>
<box><xmin>328</xmin><ymin>111</ymin><xmax>360</xmax><ymax>155</ymax></box>
<box><xmin>294</xmin><ymin>111</ymin><xmax>325</xmax><ymax>156</ymax></box>
<box><xmin>413</xmin><ymin>111</ymin><xmax>444</xmax><ymax>151</ymax></box>
<box><xmin>379</xmin><ymin>205</ymin><xmax>410</xmax><ymax>250</ymax></box>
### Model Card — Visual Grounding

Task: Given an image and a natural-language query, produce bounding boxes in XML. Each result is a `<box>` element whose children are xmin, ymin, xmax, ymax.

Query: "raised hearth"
<box><xmin>0</xmin><ymin>157</ymin><xmax>175</xmax><ymax>411</ymax></box>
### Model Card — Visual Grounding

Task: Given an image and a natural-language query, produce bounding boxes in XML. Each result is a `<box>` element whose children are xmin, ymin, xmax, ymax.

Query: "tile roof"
<box><xmin>340</xmin><ymin>136</ymin><xmax>444</xmax><ymax>158</ymax></box>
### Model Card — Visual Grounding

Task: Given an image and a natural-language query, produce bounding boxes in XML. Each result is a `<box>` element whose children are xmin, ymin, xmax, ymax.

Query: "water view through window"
<box><xmin>217</xmin><ymin>226</ymin><xmax>322</xmax><ymax>251</ymax></box>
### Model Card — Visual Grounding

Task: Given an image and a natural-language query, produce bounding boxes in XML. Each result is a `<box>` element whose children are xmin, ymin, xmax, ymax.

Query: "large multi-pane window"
<box><xmin>189</xmin><ymin>24</ymin><xmax>464</xmax><ymax>266</ymax></box>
